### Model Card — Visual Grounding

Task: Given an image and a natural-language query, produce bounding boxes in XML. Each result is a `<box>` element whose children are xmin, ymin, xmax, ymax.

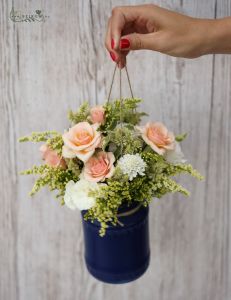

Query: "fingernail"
<box><xmin>110</xmin><ymin>51</ymin><xmax>117</xmax><ymax>62</ymax></box>
<box><xmin>120</xmin><ymin>38</ymin><xmax>130</xmax><ymax>49</ymax></box>
<box><xmin>111</xmin><ymin>38</ymin><xmax>115</xmax><ymax>49</ymax></box>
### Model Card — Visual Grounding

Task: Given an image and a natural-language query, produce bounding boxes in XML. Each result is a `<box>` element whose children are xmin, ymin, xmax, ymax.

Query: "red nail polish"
<box><xmin>120</xmin><ymin>38</ymin><xmax>130</xmax><ymax>49</ymax></box>
<box><xmin>110</xmin><ymin>51</ymin><xmax>117</xmax><ymax>62</ymax></box>
<box><xmin>111</xmin><ymin>38</ymin><xmax>115</xmax><ymax>49</ymax></box>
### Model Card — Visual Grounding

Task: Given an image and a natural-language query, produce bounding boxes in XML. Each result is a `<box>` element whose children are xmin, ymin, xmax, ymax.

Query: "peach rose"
<box><xmin>83</xmin><ymin>151</ymin><xmax>115</xmax><ymax>182</ymax></box>
<box><xmin>90</xmin><ymin>105</ymin><xmax>105</xmax><ymax>124</ymax></box>
<box><xmin>137</xmin><ymin>122</ymin><xmax>175</xmax><ymax>155</ymax></box>
<box><xmin>40</xmin><ymin>144</ymin><xmax>66</xmax><ymax>169</ymax></box>
<box><xmin>62</xmin><ymin>122</ymin><xmax>101</xmax><ymax>162</ymax></box>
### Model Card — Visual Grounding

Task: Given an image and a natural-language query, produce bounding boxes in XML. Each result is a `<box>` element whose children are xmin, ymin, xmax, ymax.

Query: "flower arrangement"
<box><xmin>19</xmin><ymin>98</ymin><xmax>202</xmax><ymax>236</ymax></box>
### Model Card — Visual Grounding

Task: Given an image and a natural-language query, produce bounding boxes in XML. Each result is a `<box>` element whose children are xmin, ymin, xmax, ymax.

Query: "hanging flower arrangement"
<box><xmin>19</xmin><ymin>97</ymin><xmax>202</xmax><ymax>236</ymax></box>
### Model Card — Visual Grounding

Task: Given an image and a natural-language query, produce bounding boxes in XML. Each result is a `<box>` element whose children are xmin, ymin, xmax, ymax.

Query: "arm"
<box><xmin>105</xmin><ymin>4</ymin><xmax>231</xmax><ymax>68</ymax></box>
<box><xmin>206</xmin><ymin>17</ymin><xmax>231</xmax><ymax>54</ymax></box>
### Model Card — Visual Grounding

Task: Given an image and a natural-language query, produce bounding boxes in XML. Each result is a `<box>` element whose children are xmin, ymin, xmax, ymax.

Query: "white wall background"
<box><xmin>1</xmin><ymin>0</ymin><xmax>231</xmax><ymax>299</ymax></box>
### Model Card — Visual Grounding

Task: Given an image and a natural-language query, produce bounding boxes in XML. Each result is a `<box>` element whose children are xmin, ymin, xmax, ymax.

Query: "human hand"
<box><xmin>105</xmin><ymin>4</ymin><xmax>226</xmax><ymax>68</ymax></box>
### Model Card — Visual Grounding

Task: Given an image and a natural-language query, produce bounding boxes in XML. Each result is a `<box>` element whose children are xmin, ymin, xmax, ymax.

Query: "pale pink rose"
<box><xmin>137</xmin><ymin>122</ymin><xmax>175</xmax><ymax>155</ymax></box>
<box><xmin>62</xmin><ymin>122</ymin><xmax>101</xmax><ymax>162</ymax></box>
<box><xmin>40</xmin><ymin>144</ymin><xmax>66</xmax><ymax>169</ymax></box>
<box><xmin>83</xmin><ymin>151</ymin><xmax>115</xmax><ymax>182</ymax></box>
<box><xmin>90</xmin><ymin>105</ymin><xmax>105</xmax><ymax>124</ymax></box>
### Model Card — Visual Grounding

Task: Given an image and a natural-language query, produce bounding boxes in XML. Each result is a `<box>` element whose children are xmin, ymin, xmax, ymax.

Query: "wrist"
<box><xmin>196</xmin><ymin>17</ymin><xmax>231</xmax><ymax>55</ymax></box>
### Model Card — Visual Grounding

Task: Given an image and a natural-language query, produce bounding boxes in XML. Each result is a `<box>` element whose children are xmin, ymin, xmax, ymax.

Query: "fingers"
<box><xmin>119</xmin><ymin>33</ymin><xmax>158</xmax><ymax>51</ymax></box>
<box><xmin>105</xmin><ymin>16</ymin><xmax>123</xmax><ymax>66</ymax></box>
<box><xmin>105</xmin><ymin>5</ymin><xmax>159</xmax><ymax>67</ymax></box>
<box><xmin>110</xmin><ymin>7</ymin><xmax>126</xmax><ymax>50</ymax></box>
<box><xmin>105</xmin><ymin>17</ymin><xmax>117</xmax><ymax>60</ymax></box>
<box><xmin>105</xmin><ymin>6</ymin><xmax>137</xmax><ymax>68</ymax></box>
<box><xmin>105</xmin><ymin>17</ymin><xmax>112</xmax><ymax>53</ymax></box>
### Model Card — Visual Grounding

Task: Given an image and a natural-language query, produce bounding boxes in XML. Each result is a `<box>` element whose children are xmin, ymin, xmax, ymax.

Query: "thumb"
<box><xmin>119</xmin><ymin>32</ymin><xmax>157</xmax><ymax>51</ymax></box>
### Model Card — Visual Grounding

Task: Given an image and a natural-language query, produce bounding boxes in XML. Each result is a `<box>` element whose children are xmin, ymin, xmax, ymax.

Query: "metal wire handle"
<box><xmin>105</xmin><ymin>63</ymin><xmax>139</xmax><ymax>226</ymax></box>
<box><xmin>125</xmin><ymin>65</ymin><xmax>134</xmax><ymax>99</ymax></box>
<box><xmin>106</xmin><ymin>62</ymin><xmax>135</xmax><ymax>156</ymax></box>
<box><xmin>107</xmin><ymin>63</ymin><xmax>134</xmax><ymax>102</ymax></box>
<box><xmin>117</xmin><ymin>204</ymin><xmax>142</xmax><ymax>227</ymax></box>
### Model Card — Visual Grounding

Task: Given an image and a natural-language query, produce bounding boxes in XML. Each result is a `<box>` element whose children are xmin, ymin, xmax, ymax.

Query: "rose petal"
<box><xmin>76</xmin><ymin>149</ymin><xmax>95</xmax><ymax>162</ymax></box>
<box><xmin>62</xmin><ymin>145</ymin><xmax>76</xmax><ymax>158</ymax></box>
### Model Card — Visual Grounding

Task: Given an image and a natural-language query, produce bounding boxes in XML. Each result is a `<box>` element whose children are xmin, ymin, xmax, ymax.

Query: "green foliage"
<box><xmin>47</xmin><ymin>134</ymin><xmax>64</xmax><ymax>155</ymax></box>
<box><xmin>141</xmin><ymin>149</ymin><xmax>168</xmax><ymax>176</ymax></box>
<box><xmin>141</xmin><ymin>150</ymin><xmax>203</xmax><ymax>179</ymax></box>
<box><xmin>129</xmin><ymin>173</ymin><xmax>189</xmax><ymax>203</ymax></box>
<box><xmin>84</xmin><ymin>180</ymin><xmax>131</xmax><ymax>236</ymax></box>
<box><xmin>137</xmin><ymin>150</ymin><xmax>203</xmax><ymax>200</ymax></box>
<box><xmin>100</xmin><ymin>98</ymin><xmax>147</xmax><ymax>132</ymax></box>
<box><xmin>19</xmin><ymin>131</ymin><xmax>59</xmax><ymax>143</ymax></box>
<box><xmin>19</xmin><ymin>131</ymin><xmax>64</xmax><ymax>155</ymax></box>
<box><xmin>163</xmin><ymin>162</ymin><xmax>204</xmax><ymax>180</ymax></box>
<box><xmin>68</xmin><ymin>102</ymin><xmax>90</xmax><ymax>124</ymax></box>
<box><xmin>175</xmin><ymin>133</ymin><xmax>187</xmax><ymax>142</ymax></box>
<box><xmin>102</xmin><ymin>126</ymin><xmax>143</xmax><ymax>158</ymax></box>
<box><xmin>21</xmin><ymin>165</ymin><xmax>78</xmax><ymax>204</ymax></box>
<box><xmin>65</xmin><ymin>158</ymin><xmax>83</xmax><ymax>177</ymax></box>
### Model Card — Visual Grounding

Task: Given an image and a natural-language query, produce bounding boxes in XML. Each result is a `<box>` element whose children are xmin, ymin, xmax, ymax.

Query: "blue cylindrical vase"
<box><xmin>81</xmin><ymin>204</ymin><xmax>150</xmax><ymax>284</ymax></box>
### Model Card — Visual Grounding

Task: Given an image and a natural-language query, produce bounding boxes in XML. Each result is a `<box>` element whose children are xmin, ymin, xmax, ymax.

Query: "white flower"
<box><xmin>64</xmin><ymin>179</ymin><xmax>98</xmax><ymax>211</ymax></box>
<box><xmin>164</xmin><ymin>142</ymin><xmax>187</xmax><ymax>164</ymax></box>
<box><xmin>117</xmin><ymin>154</ymin><xmax>146</xmax><ymax>181</ymax></box>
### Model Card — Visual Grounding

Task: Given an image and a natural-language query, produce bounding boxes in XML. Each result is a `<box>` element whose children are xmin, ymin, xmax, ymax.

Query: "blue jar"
<box><xmin>81</xmin><ymin>204</ymin><xmax>150</xmax><ymax>284</ymax></box>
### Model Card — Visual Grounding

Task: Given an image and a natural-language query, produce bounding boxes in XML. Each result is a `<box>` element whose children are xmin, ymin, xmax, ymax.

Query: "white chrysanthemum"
<box><xmin>117</xmin><ymin>154</ymin><xmax>146</xmax><ymax>181</ymax></box>
<box><xmin>164</xmin><ymin>142</ymin><xmax>187</xmax><ymax>164</ymax></box>
<box><xmin>64</xmin><ymin>179</ymin><xmax>98</xmax><ymax>211</ymax></box>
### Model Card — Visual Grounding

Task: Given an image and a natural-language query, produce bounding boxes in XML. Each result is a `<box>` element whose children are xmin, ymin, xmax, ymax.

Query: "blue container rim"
<box><xmin>82</xmin><ymin>202</ymin><xmax>148</xmax><ymax>230</ymax></box>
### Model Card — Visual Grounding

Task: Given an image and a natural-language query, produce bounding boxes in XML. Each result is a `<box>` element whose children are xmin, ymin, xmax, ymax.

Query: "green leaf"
<box><xmin>175</xmin><ymin>133</ymin><xmax>187</xmax><ymax>142</ymax></box>
<box><xmin>19</xmin><ymin>131</ymin><xmax>60</xmax><ymax>143</ymax></box>
<box><xmin>68</xmin><ymin>101</ymin><xmax>90</xmax><ymax>124</ymax></box>
<box><xmin>20</xmin><ymin>164</ymin><xmax>79</xmax><ymax>203</ymax></box>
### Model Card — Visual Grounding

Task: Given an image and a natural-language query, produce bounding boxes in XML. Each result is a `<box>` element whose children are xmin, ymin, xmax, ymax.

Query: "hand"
<box><xmin>105</xmin><ymin>4</ymin><xmax>231</xmax><ymax>68</ymax></box>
